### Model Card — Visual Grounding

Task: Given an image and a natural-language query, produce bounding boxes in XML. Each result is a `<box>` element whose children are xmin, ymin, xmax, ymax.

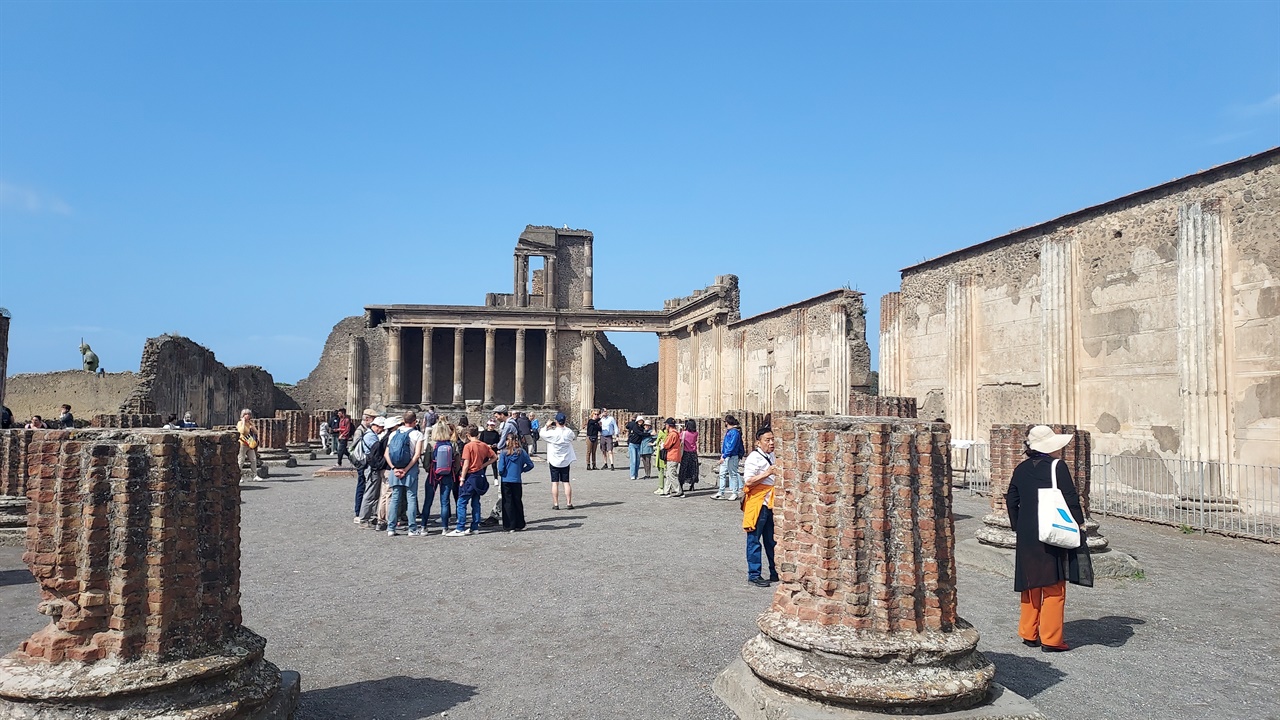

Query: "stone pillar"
<box><xmin>0</xmin><ymin>308</ymin><xmax>9</xmax><ymax>410</ymax></box>
<box><xmin>829</xmin><ymin>305</ymin><xmax>850</xmax><ymax>415</ymax></box>
<box><xmin>514</xmin><ymin>254</ymin><xmax>525</xmax><ymax>307</ymax></box>
<box><xmin>385</xmin><ymin>325</ymin><xmax>402</xmax><ymax>406</ymax></box>
<box><xmin>452</xmin><ymin>328</ymin><xmax>465</xmax><ymax>405</ymax></box>
<box><xmin>1178</xmin><ymin>201</ymin><xmax>1232</xmax><ymax>469</ymax></box>
<box><xmin>582</xmin><ymin>240</ymin><xmax>594</xmax><ymax>308</ymax></box>
<box><xmin>961</xmin><ymin>424</ymin><xmax>1140</xmax><ymax>579</ymax></box>
<box><xmin>715</xmin><ymin>416</ymin><xmax>1028</xmax><ymax>718</ymax></box>
<box><xmin>0</xmin><ymin>429</ymin><xmax>298</xmax><ymax>717</ymax></box>
<box><xmin>580</xmin><ymin>331</ymin><xmax>596</xmax><ymax>414</ymax></box>
<box><xmin>945</xmin><ymin>277</ymin><xmax>977</xmax><ymax>441</ymax></box>
<box><xmin>878</xmin><ymin>292</ymin><xmax>902</xmax><ymax>397</ymax></box>
<box><xmin>421</xmin><ymin>326</ymin><xmax>434</xmax><ymax>405</ymax></box>
<box><xmin>514</xmin><ymin>329</ymin><xmax>527</xmax><ymax>405</ymax></box>
<box><xmin>0</xmin><ymin>429</ymin><xmax>31</xmax><ymax>547</ymax></box>
<box><xmin>484</xmin><ymin>328</ymin><xmax>497</xmax><ymax>406</ymax></box>
<box><xmin>544</xmin><ymin>328</ymin><xmax>558</xmax><ymax>407</ymax></box>
<box><xmin>346</xmin><ymin>335</ymin><xmax>364</xmax><ymax>417</ymax></box>
<box><xmin>545</xmin><ymin>255</ymin><xmax>557</xmax><ymax>309</ymax></box>
<box><xmin>1041</xmin><ymin>239</ymin><xmax>1077</xmax><ymax>425</ymax></box>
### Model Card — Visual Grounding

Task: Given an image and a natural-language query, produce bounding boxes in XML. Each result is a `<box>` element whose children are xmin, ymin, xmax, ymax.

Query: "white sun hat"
<box><xmin>1026</xmin><ymin>425</ymin><xmax>1073</xmax><ymax>454</ymax></box>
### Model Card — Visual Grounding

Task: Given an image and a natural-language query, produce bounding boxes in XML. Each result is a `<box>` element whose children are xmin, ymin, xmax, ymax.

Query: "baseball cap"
<box><xmin>555</xmin><ymin>412</ymin><xmax>567</xmax><ymax>423</ymax></box>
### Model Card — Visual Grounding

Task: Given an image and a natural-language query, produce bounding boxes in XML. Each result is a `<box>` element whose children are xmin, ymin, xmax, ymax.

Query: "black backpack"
<box><xmin>366</xmin><ymin>434</ymin><xmax>389</xmax><ymax>472</ymax></box>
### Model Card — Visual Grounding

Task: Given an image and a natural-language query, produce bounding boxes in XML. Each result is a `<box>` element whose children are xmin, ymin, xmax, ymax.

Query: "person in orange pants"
<box><xmin>1019</xmin><ymin>580</ymin><xmax>1067</xmax><ymax>649</ymax></box>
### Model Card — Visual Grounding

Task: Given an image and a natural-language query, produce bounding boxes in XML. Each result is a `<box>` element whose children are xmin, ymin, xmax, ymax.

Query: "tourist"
<box><xmin>542</xmin><ymin>412</ymin><xmax>577</xmax><ymax>509</ymax></box>
<box><xmin>679</xmin><ymin>419</ymin><xmax>699</xmax><ymax>492</ymax></box>
<box><xmin>162</xmin><ymin>414</ymin><xmax>182</xmax><ymax>430</ymax></box>
<box><xmin>714</xmin><ymin>415</ymin><xmax>746</xmax><ymax>501</ymax></box>
<box><xmin>454</xmin><ymin>416</ymin><xmax>471</xmax><ymax>449</ymax></box>
<box><xmin>180</xmin><ymin>412</ymin><xmax>198</xmax><ymax>429</ymax></box>
<box><xmin>236</xmin><ymin>409</ymin><xmax>259</xmax><ymax>479</ymax></box>
<box><xmin>480</xmin><ymin>420</ymin><xmax>501</xmax><ymax>479</ymax></box>
<box><xmin>423</xmin><ymin>421</ymin><xmax>457</xmax><ymax>533</ymax></box>
<box><xmin>383</xmin><ymin>411</ymin><xmax>425</xmax><ymax>537</ymax></box>
<box><xmin>653</xmin><ymin>420</ymin><xmax>670</xmax><ymax>495</ymax></box>
<box><xmin>639</xmin><ymin>419</ymin><xmax>655</xmax><ymax>479</ymax></box>
<box><xmin>498</xmin><ymin>435</ymin><xmax>534</xmax><ymax>531</ymax></box>
<box><xmin>741</xmin><ymin>426</ymin><xmax>778</xmax><ymax>587</ymax></box>
<box><xmin>334</xmin><ymin>408</ymin><xmax>355</xmax><ymax>466</ymax></box>
<box><xmin>423</xmin><ymin>405</ymin><xmax>438</xmax><ymax>429</ymax></box>
<box><xmin>58</xmin><ymin>404</ymin><xmax>74</xmax><ymax>428</ymax></box>
<box><xmin>447</xmin><ymin>426</ymin><xmax>496</xmax><ymax>536</ymax></box>
<box><xmin>488</xmin><ymin>406</ymin><xmax>521</xmax><ymax>521</ymax></box>
<box><xmin>352</xmin><ymin>408</ymin><xmax>378</xmax><ymax>523</ymax></box>
<box><xmin>319</xmin><ymin>419</ymin><xmax>333</xmax><ymax>454</ymax></box>
<box><xmin>1006</xmin><ymin>425</ymin><xmax>1093</xmax><ymax>653</ymax></box>
<box><xmin>25</xmin><ymin>415</ymin><xmax>46</xmax><ymax>429</ymax></box>
<box><xmin>585</xmin><ymin>409</ymin><xmax>601</xmax><ymax>470</ymax></box>
<box><xmin>356</xmin><ymin>417</ymin><xmax>388</xmax><ymax>528</ymax></box>
<box><xmin>660</xmin><ymin>418</ymin><xmax>685</xmax><ymax>497</ymax></box>
<box><xmin>529</xmin><ymin>414</ymin><xmax>541</xmax><ymax>455</ymax></box>
<box><xmin>625</xmin><ymin>414</ymin><xmax>649</xmax><ymax>480</ymax></box>
<box><xmin>599</xmin><ymin>409</ymin><xmax>618</xmax><ymax>470</ymax></box>
<box><xmin>0</xmin><ymin>406</ymin><xmax>13</xmax><ymax>429</ymax></box>
<box><xmin>515</xmin><ymin>411</ymin><xmax>533</xmax><ymax>454</ymax></box>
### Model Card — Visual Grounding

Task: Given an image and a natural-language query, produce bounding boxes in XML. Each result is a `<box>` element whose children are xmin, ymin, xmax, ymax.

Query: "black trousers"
<box><xmin>501</xmin><ymin>482</ymin><xmax>525</xmax><ymax>530</ymax></box>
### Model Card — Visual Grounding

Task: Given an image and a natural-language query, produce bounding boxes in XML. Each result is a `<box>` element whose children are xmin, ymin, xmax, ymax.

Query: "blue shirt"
<box><xmin>497</xmin><ymin>449</ymin><xmax>534</xmax><ymax>483</ymax></box>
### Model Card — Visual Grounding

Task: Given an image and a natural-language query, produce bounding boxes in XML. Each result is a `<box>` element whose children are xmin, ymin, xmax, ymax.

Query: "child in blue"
<box><xmin>498</xmin><ymin>436</ymin><xmax>534</xmax><ymax>531</ymax></box>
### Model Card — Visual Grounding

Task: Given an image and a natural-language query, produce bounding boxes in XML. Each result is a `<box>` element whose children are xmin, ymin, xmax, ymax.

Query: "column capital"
<box><xmin>581</xmin><ymin>330</ymin><xmax>597</xmax><ymax>339</ymax></box>
<box><xmin>386</xmin><ymin>324</ymin><xmax>402</xmax><ymax>336</ymax></box>
<box><xmin>485</xmin><ymin>327</ymin><xmax>497</xmax><ymax>338</ymax></box>
<box><xmin>515</xmin><ymin>327</ymin><xmax>527</xmax><ymax>338</ymax></box>
<box><xmin>454</xmin><ymin>327</ymin><xmax>465</xmax><ymax>337</ymax></box>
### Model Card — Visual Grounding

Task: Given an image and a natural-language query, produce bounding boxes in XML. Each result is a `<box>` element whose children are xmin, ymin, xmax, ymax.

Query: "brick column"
<box><xmin>0</xmin><ymin>429</ymin><xmax>32</xmax><ymax>546</ymax></box>
<box><xmin>514</xmin><ymin>329</ymin><xmax>527</xmax><ymax>405</ymax></box>
<box><xmin>452</xmin><ymin>328</ymin><xmax>465</xmax><ymax>405</ymax></box>
<box><xmin>484</xmin><ymin>328</ymin><xmax>497</xmax><ymax>406</ymax></box>
<box><xmin>0</xmin><ymin>429</ymin><xmax>297</xmax><ymax>716</ymax></box>
<box><xmin>421</xmin><ymin>326</ymin><xmax>434</xmax><ymax>405</ymax></box>
<box><xmin>731</xmin><ymin>415</ymin><xmax>994</xmax><ymax>712</ymax></box>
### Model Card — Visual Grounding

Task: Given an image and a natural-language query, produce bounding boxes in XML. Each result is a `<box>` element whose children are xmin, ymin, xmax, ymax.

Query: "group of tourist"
<box><xmin>11</xmin><ymin>403</ymin><xmax>76</xmax><ymax>430</ymax></box>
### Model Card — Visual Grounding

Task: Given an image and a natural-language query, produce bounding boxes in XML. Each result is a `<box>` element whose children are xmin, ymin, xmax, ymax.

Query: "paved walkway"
<box><xmin>2</xmin><ymin>442</ymin><xmax>1278</xmax><ymax>719</ymax></box>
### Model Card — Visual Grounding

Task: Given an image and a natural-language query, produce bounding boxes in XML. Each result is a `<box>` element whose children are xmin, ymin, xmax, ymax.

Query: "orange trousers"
<box><xmin>1019</xmin><ymin>581</ymin><xmax>1066</xmax><ymax>647</ymax></box>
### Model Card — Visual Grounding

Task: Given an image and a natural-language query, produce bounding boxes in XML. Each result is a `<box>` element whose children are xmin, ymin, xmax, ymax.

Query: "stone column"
<box><xmin>879</xmin><ymin>292</ymin><xmax>902</xmax><ymax>397</ymax></box>
<box><xmin>715</xmin><ymin>416</ymin><xmax>1028</xmax><ymax>718</ymax></box>
<box><xmin>0</xmin><ymin>429</ymin><xmax>298</xmax><ymax>716</ymax></box>
<box><xmin>421</xmin><ymin>326</ymin><xmax>434</xmax><ymax>405</ymax></box>
<box><xmin>514</xmin><ymin>254</ymin><xmax>525</xmax><ymax>306</ymax></box>
<box><xmin>386</xmin><ymin>325</ymin><xmax>402</xmax><ymax>406</ymax></box>
<box><xmin>945</xmin><ymin>277</ymin><xmax>977</xmax><ymax>441</ymax></box>
<box><xmin>544</xmin><ymin>328</ymin><xmax>558</xmax><ymax>407</ymax></box>
<box><xmin>1178</xmin><ymin>201</ymin><xmax>1232</xmax><ymax>469</ymax></box>
<box><xmin>582</xmin><ymin>240</ymin><xmax>594</xmax><ymax>308</ymax></box>
<box><xmin>580</xmin><ymin>331</ymin><xmax>596</xmax><ymax>414</ymax></box>
<box><xmin>545</xmin><ymin>255</ymin><xmax>557</xmax><ymax>309</ymax></box>
<box><xmin>0</xmin><ymin>308</ymin><xmax>9</xmax><ymax>410</ymax></box>
<box><xmin>452</xmin><ymin>328</ymin><xmax>465</xmax><ymax>405</ymax></box>
<box><xmin>1041</xmin><ymin>239</ymin><xmax>1077</xmax><ymax>425</ymax></box>
<box><xmin>829</xmin><ymin>306</ymin><xmax>850</xmax><ymax>415</ymax></box>
<box><xmin>514</xmin><ymin>328</ymin><xmax>527</xmax><ymax>405</ymax></box>
<box><xmin>346</xmin><ymin>335</ymin><xmax>364</xmax><ymax>416</ymax></box>
<box><xmin>484</xmin><ymin>328</ymin><xmax>497</xmax><ymax>406</ymax></box>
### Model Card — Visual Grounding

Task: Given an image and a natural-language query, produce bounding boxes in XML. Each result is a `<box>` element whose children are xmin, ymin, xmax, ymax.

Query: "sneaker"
<box><xmin>387</xmin><ymin>529</ymin><xmax>398</xmax><ymax>537</ymax></box>
<box><xmin>444</xmin><ymin>529</ymin><xmax>468</xmax><ymax>537</ymax></box>
<box><xmin>748</xmin><ymin>577</ymin><xmax>771</xmax><ymax>587</ymax></box>
<box><xmin>566</xmin><ymin>504</ymin><xmax>575</xmax><ymax>510</ymax></box>
<box><xmin>1041</xmin><ymin>643</ymin><xmax>1070</xmax><ymax>653</ymax></box>
<box><xmin>407</xmin><ymin>529</ymin><xmax>425</xmax><ymax>537</ymax></box>
<box><xmin>376</xmin><ymin>523</ymin><xmax>388</xmax><ymax>532</ymax></box>
<box><xmin>711</xmin><ymin>493</ymin><xmax>724</xmax><ymax>500</ymax></box>
<box><xmin>727</xmin><ymin>493</ymin><xmax>738</xmax><ymax>501</ymax></box>
<box><xmin>630</xmin><ymin>477</ymin><xmax>638</xmax><ymax>481</ymax></box>
<box><xmin>653</xmin><ymin>489</ymin><xmax>665</xmax><ymax>495</ymax></box>
<box><xmin>353</xmin><ymin>517</ymin><xmax>361</xmax><ymax>524</ymax></box>
<box><xmin>768</xmin><ymin>574</ymin><xmax>780</xmax><ymax>582</ymax></box>
<box><xmin>553</xmin><ymin>504</ymin><xmax>560</xmax><ymax>510</ymax></box>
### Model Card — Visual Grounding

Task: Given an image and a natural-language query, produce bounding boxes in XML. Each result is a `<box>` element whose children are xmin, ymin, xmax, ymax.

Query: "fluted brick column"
<box><xmin>736</xmin><ymin>415</ymin><xmax>993</xmax><ymax>711</ymax></box>
<box><xmin>0</xmin><ymin>429</ymin><xmax>297</xmax><ymax>717</ymax></box>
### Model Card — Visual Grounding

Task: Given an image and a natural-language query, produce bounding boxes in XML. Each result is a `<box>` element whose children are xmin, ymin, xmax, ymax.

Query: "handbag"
<box><xmin>1037</xmin><ymin>459</ymin><xmax>1082</xmax><ymax>549</ymax></box>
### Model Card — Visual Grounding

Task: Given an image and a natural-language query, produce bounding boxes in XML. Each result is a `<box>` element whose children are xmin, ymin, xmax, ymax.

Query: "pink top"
<box><xmin>682</xmin><ymin>430</ymin><xmax>698</xmax><ymax>452</ymax></box>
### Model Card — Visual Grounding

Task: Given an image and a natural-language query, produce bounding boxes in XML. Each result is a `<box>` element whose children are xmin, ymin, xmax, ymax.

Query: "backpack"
<box><xmin>389</xmin><ymin>430</ymin><xmax>415</xmax><ymax>469</ymax></box>
<box><xmin>432</xmin><ymin>442</ymin><xmax>454</xmax><ymax>478</ymax></box>
<box><xmin>366</xmin><ymin>434</ymin><xmax>388</xmax><ymax>472</ymax></box>
<box><xmin>350</xmin><ymin>431</ymin><xmax>369</xmax><ymax>468</ymax></box>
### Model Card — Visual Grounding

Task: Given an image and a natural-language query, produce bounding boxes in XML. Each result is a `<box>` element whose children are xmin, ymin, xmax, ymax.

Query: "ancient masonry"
<box><xmin>958</xmin><ymin>423</ymin><xmax>1142</xmax><ymax>578</ymax></box>
<box><xmin>291</xmin><ymin>225</ymin><xmax>872</xmax><ymax>420</ymax></box>
<box><xmin>879</xmin><ymin>149</ymin><xmax>1279</xmax><ymax>475</ymax></box>
<box><xmin>0</xmin><ymin>428</ymin><xmax>298</xmax><ymax>718</ymax></box>
<box><xmin>714</xmin><ymin>415</ymin><xmax>1044</xmax><ymax>719</ymax></box>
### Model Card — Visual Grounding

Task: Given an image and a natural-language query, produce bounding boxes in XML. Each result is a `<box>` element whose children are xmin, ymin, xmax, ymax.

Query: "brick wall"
<box><xmin>276</xmin><ymin>410</ymin><xmax>311</xmax><ymax>446</ymax></box>
<box><xmin>251</xmin><ymin>418</ymin><xmax>287</xmax><ymax>450</ymax></box>
<box><xmin>90</xmin><ymin>413</ymin><xmax>163</xmax><ymax>428</ymax></box>
<box><xmin>989</xmin><ymin>424</ymin><xmax>1092</xmax><ymax>516</ymax></box>
<box><xmin>0</xmin><ymin>429</ymin><xmax>32</xmax><ymax>497</ymax></box>
<box><xmin>17</xmin><ymin>429</ymin><xmax>242</xmax><ymax>663</ymax></box>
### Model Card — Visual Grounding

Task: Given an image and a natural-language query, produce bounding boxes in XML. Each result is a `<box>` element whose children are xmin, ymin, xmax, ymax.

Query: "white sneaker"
<box><xmin>353</xmin><ymin>517</ymin><xmax>361</xmax><ymax>524</ymax></box>
<box><xmin>712</xmin><ymin>493</ymin><xmax>724</xmax><ymax>500</ymax></box>
<box><xmin>387</xmin><ymin>529</ymin><xmax>398</xmax><ymax>537</ymax></box>
<box><xmin>653</xmin><ymin>488</ymin><xmax>665</xmax><ymax>495</ymax></box>
<box><xmin>445</xmin><ymin>529</ymin><xmax>468</xmax><ymax>537</ymax></box>
<box><xmin>407</xmin><ymin>529</ymin><xmax>425</xmax><ymax>537</ymax></box>
<box><xmin>727</xmin><ymin>493</ymin><xmax>738</xmax><ymax>501</ymax></box>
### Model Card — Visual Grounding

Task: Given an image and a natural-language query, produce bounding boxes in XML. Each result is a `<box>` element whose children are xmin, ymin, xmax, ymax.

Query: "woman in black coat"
<box><xmin>1006</xmin><ymin>425</ymin><xmax>1093</xmax><ymax>653</ymax></box>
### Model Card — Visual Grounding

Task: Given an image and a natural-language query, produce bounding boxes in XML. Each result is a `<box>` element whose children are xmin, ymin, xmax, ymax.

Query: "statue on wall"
<box><xmin>80</xmin><ymin>340</ymin><xmax>99</xmax><ymax>373</ymax></box>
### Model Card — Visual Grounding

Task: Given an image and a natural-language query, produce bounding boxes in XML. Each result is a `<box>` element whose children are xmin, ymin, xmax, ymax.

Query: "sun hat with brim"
<box><xmin>1027</xmin><ymin>425</ymin><xmax>1073</xmax><ymax>454</ymax></box>
<box><xmin>362</xmin><ymin>408</ymin><xmax>378</xmax><ymax>418</ymax></box>
<box><xmin>384</xmin><ymin>416</ymin><xmax>404</xmax><ymax>430</ymax></box>
<box><xmin>371</xmin><ymin>416</ymin><xmax>387</xmax><ymax>429</ymax></box>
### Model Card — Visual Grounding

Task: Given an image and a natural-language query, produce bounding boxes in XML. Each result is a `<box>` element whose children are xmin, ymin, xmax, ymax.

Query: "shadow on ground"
<box><xmin>298</xmin><ymin>674</ymin><xmax>477</xmax><ymax>719</ymax></box>
<box><xmin>1063</xmin><ymin>615</ymin><xmax>1144</xmax><ymax>648</ymax></box>
<box><xmin>0</xmin><ymin>568</ymin><xmax>34</xmax><ymax>587</ymax></box>
<box><xmin>987</xmin><ymin>651</ymin><xmax>1066</xmax><ymax>698</ymax></box>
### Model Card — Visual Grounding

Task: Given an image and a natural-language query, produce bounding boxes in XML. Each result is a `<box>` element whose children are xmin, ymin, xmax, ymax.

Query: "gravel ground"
<box><xmin>2</xmin><ymin>442</ymin><xmax>1278</xmax><ymax>720</ymax></box>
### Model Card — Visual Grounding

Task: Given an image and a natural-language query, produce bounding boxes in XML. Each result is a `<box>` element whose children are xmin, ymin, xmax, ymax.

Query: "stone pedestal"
<box><xmin>0</xmin><ymin>429</ymin><xmax>298</xmax><ymax>719</ymax></box>
<box><xmin>716</xmin><ymin>416</ymin><xmax>1038</xmax><ymax>719</ymax></box>
<box><xmin>961</xmin><ymin>424</ymin><xmax>1141</xmax><ymax>579</ymax></box>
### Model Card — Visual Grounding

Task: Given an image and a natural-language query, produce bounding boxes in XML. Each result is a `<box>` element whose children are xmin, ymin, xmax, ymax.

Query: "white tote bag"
<box><xmin>1037</xmin><ymin>459</ymin><xmax>1082</xmax><ymax>549</ymax></box>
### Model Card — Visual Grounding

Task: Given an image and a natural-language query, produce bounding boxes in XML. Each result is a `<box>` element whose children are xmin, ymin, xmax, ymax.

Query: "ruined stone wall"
<box><xmin>883</xmin><ymin>150</ymin><xmax>1280</xmax><ymax>467</ymax></box>
<box><xmin>595</xmin><ymin>333</ymin><xmax>658</xmax><ymax>412</ymax></box>
<box><xmin>672</xmin><ymin>289</ymin><xmax>870</xmax><ymax>418</ymax></box>
<box><xmin>3</xmin><ymin>370</ymin><xmax>138</xmax><ymax>423</ymax></box>
<box><xmin>291</xmin><ymin>316</ymin><xmax>387</xmax><ymax>413</ymax></box>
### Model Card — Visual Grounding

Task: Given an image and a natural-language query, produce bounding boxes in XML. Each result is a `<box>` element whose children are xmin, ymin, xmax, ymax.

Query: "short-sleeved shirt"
<box><xmin>462</xmin><ymin>439</ymin><xmax>496</xmax><ymax>475</ymax></box>
<box><xmin>600</xmin><ymin>416</ymin><xmax>618</xmax><ymax>437</ymax></box>
<box><xmin>388</xmin><ymin>428</ymin><xmax>425</xmax><ymax>467</ymax></box>
<box><xmin>742</xmin><ymin>449</ymin><xmax>775</xmax><ymax>486</ymax></box>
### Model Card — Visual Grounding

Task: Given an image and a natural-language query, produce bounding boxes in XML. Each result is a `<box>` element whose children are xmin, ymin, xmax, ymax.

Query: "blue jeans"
<box><xmin>455</xmin><ymin>492</ymin><xmax>481</xmax><ymax>532</ymax></box>
<box><xmin>422</xmin><ymin>478</ymin><xmax>454</xmax><ymax>529</ymax></box>
<box><xmin>354</xmin><ymin>466</ymin><xmax>366</xmax><ymax>516</ymax></box>
<box><xmin>746</xmin><ymin>505</ymin><xmax>777</xmax><ymax>580</ymax></box>
<box><xmin>719</xmin><ymin>455</ymin><xmax>742</xmax><ymax>495</ymax></box>
<box><xmin>628</xmin><ymin>443</ymin><xmax>641</xmax><ymax>479</ymax></box>
<box><xmin>386</xmin><ymin>469</ymin><xmax>420</xmax><ymax>532</ymax></box>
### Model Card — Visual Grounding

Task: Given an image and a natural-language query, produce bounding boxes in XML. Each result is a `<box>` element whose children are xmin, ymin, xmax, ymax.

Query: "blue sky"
<box><xmin>2</xmin><ymin>1</ymin><xmax>1277</xmax><ymax>383</ymax></box>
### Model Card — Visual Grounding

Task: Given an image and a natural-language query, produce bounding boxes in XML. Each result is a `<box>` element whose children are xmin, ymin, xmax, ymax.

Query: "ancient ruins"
<box><xmin>290</xmin><ymin>225</ymin><xmax>872</xmax><ymax>420</ymax></box>
<box><xmin>0</xmin><ymin>428</ymin><xmax>298</xmax><ymax>718</ymax></box>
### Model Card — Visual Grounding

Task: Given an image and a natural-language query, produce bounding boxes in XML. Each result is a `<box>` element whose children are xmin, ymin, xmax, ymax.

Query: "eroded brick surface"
<box><xmin>848</xmin><ymin>393</ymin><xmax>918</xmax><ymax>418</ymax></box>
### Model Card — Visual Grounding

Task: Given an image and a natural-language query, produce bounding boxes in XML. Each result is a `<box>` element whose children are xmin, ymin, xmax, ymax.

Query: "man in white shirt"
<box><xmin>741</xmin><ymin>426</ymin><xmax>778</xmax><ymax>587</ymax></box>
<box><xmin>541</xmin><ymin>412</ymin><xmax>578</xmax><ymax>509</ymax></box>
<box><xmin>599</xmin><ymin>410</ymin><xmax>618</xmax><ymax>470</ymax></box>
<box><xmin>383</xmin><ymin>411</ymin><xmax>426</xmax><ymax>537</ymax></box>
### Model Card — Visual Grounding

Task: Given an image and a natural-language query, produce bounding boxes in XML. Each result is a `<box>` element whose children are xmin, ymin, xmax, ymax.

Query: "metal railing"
<box><xmin>1091</xmin><ymin>454</ymin><xmax>1280</xmax><ymax>542</ymax></box>
<box><xmin>951</xmin><ymin>441</ymin><xmax>991</xmax><ymax>496</ymax></box>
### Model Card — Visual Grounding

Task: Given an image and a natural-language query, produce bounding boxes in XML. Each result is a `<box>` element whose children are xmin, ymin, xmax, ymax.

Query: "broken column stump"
<box><xmin>714</xmin><ymin>415</ymin><xmax>1043</xmax><ymax>720</ymax></box>
<box><xmin>0</xmin><ymin>430</ymin><xmax>32</xmax><ymax>547</ymax></box>
<box><xmin>0</xmin><ymin>428</ymin><xmax>299</xmax><ymax>719</ymax></box>
<box><xmin>959</xmin><ymin>424</ymin><xmax>1141</xmax><ymax>579</ymax></box>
